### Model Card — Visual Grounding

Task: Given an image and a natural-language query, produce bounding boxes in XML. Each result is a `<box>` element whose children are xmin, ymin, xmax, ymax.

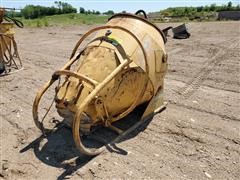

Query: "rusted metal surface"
<box><xmin>33</xmin><ymin>10</ymin><xmax>168</xmax><ymax>156</ymax></box>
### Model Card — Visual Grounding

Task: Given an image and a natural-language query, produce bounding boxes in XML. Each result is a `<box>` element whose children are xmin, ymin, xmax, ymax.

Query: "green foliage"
<box><xmin>36</xmin><ymin>20</ymin><xmax>42</xmax><ymax>27</ymax></box>
<box><xmin>10</xmin><ymin>1</ymin><xmax>113</xmax><ymax>21</ymax></box>
<box><xmin>103</xmin><ymin>10</ymin><xmax>114</xmax><ymax>15</ymax></box>
<box><xmin>79</xmin><ymin>7</ymin><xmax>85</xmax><ymax>14</ymax></box>
<box><xmin>158</xmin><ymin>1</ymin><xmax>240</xmax><ymax>21</ymax></box>
<box><xmin>95</xmin><ymin>11</ymin><xmax>101</xmax><ymax>15</ymax></box>
<box><xmin>5</xmin><ymin>11</ymin><xmax>22</xmax><ymax>17</ymax></box>
<box><xmin>18</xmin><ymin>13</ymin><xmax>109</xmax><ymax>27</ymax></box>
<box><xmin>82</xmin><ymin>9</ymin><xmax>102</xmax><ymax>15</ymax></box>
<box><xmin>227</xmin><ymin>1</ymin><xmax>232</xmax><ymax>8</ymax></box>
<box><xmin>21</xmin><ymin>1</ymin><xmax>77</xmax><ymax>19</ymax></box>
<box><xmin>43</xmin><ymin>18</ymin><xmax>49</xmax><ymax>26</ymax></box>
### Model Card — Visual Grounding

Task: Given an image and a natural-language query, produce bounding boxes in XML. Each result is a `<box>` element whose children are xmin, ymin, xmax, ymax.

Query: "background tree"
<box><xmin>95</xmin><ymin>11</ymin><xmax>101</xmax><ymax>15</ymax></box>
<box><xmin>103</xmin><ymin>10</ymin><xmax>114</xmax><ymax>15</ymax></box>
<box><xmin>21</xmin><ymin>1</ymin><xmax>76</xmax><ymax>19</ymax></box>
<box><xmin>79</xmin><ymin>7</ymin><xmax>85</xmax><ymax>14</ymax></box>
<box><xmin>227</xmin><ymin>1</ymin><xmax>232</xmax><ymax>8</ymax></box>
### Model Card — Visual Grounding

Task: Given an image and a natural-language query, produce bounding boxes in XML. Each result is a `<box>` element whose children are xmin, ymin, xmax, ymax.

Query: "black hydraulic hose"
<box><xmin>4</xmin><ymin>15</ymin><xmax>24</xmax><ymax>28</ymax></box>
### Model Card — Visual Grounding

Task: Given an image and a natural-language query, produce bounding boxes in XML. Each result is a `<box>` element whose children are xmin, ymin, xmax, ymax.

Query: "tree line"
<box><xmin>7</xmin><ymin>1</ymin><xmax>115</xmax><ymax>19</ymax></box>
<box><xmin>79</xmin><ymin>7</ymin><xmax>114</xmax><ymax>15</ymax></box>
<box><xmin>20</xmin><ymin>1</ymin><xmax>77</xmax><ymax>19</ymax></box>
<box><xmin>160</xmin><ymin>2</ymin><xmax>240</xmax><ymax>17</ymax></box>
<box><xmin>7</xmin><ymin>1</ymin><xmax>239</xmax><ymax>19</ymax></box>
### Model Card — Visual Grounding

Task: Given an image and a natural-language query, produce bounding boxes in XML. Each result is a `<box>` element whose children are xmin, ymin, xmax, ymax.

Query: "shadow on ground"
<box><xmin>20</xmin><ymin>103</ymin><xmax>157</xmax><ymax>179</ymax></box>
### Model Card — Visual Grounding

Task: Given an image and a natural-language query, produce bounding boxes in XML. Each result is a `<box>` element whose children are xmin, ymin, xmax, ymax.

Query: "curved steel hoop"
<box><xmin>71</xmin><ymin>25</ymin><xmax>149</xmax><ymax>74</ymax></box>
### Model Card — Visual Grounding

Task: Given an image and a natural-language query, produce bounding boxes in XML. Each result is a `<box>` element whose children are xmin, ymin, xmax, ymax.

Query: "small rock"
<box><xmin>76</xmin><ymin>171</ymin><xmax>84</xmax><ymax>178</ymax></box>
<box><xmin>10</xmin><ymin>169</ymin><xmax>25</xmax><ymax>175</ymax></box>
<box><xmin>12</xmin><ymin>109</ymin><xmax>18</xmax><ymax>113</ymax></box>
<box><xmin>16</xmin><ymin>112</ymin><xmax>21</xmax><ymax>118</ymax></box>
<box><xmin>154</xmin><ymin>153</ymin><xmax>160</xmax><ymax>157</ymax></box>
<box><xmin>204</xmin><ymin>172</ymin><xmax>212</xmax><ymax>179</ymax></box>
<box><xmin>92</xmin><ymin>162</ymin><xmax>97</xmax><ymax>166</ymax></box>
<box><xmin>2</xmin><ymin>162</ymin><xmax>9</xmax><ymax>170</ymax></box>
<box><xmin>0</xmin><ymin>171</ymin><xmax>8</xmax><ymax>178</ymax></box>
<box><xmin>88</xmin><ymin>168</ymin><xmax>96</xmax><ymax>176</ymax></box>
<box><xmin>190</xmin><ymin>118</ymin><xmax>195</xmax><ymax>122</ymax></box>
<box><xmin>128</xmin><ymin>151</ymin><xmax>132</xmax><ymax>154</ymax></box>
<box><xmin>192</xmin><ymin>100</ymin><xmax>198</xmax><ymax>104</ymax></box>
<box><xmin>127</xmin><ymin>171</ymin><xmax>133</xmax><ymax>176</ymax></box>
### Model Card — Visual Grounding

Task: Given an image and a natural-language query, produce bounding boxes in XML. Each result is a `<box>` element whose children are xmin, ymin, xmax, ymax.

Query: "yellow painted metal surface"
<box><xmin>0</xmin><ymin>7</ymin><xmax>22</xmax><ymax>75</ymax></box>
<box><xmin>0</xmin><ymin>22</ymin><xmax>15</xmax><ymax>35</ymax></box>
<box><xmin>0</xmin><ymin>23</ymin><xmax>14</xmax><ymax>54</ymax></box>
<box><xmin>33</xmin><ymin>12</ymin><xmax>168</xmax><ymax>155</ymax></box>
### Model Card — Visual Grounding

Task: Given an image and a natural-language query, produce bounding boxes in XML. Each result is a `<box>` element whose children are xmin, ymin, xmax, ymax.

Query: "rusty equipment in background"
<box><xmin>33</xmin><ymin>10</ymin><xmax>168</xmax><ymax>156</ymax></box>
<box><xmin>0</xmin><ymin>7</ymin><xmax>23</xmax><ymax>76</ymax></box>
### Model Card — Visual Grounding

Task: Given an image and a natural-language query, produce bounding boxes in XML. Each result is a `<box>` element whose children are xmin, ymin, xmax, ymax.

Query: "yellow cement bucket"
<box><xmin>33</xmin><ymin>11</ymin><xmax>168</xmax><ymax>156</ymax></box>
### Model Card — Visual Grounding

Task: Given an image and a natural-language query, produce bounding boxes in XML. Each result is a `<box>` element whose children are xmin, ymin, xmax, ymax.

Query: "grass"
<box><xmin>18</xmin><ymin>13</ymin><xmax>109</xmax><ymax>27</ymax></box>
<box><xmin>18</xmin><ymin>13</ymin><xmax>220</xmax><ymax>28</ymax></box>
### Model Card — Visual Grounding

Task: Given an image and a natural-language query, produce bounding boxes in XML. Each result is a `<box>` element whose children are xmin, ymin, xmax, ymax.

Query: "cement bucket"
<box><xmin>33</xmin><ymin>11</ymin><xmax>168</xmax><ymax>155</ymax></box>
<box><xmin>0</xmin><ymin>22</ymin><xmax>22</xmax><ymax>75</ymax></box>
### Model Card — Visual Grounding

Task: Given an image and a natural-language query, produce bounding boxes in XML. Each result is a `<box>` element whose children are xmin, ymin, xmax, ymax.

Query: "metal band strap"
<box><xmin>89</xmin><ymin>36</ymin><xmax>128</xmax><ymax>61</ymax></box>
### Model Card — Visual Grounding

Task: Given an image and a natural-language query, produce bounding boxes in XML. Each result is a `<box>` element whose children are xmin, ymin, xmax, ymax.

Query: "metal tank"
<box><xmin>33</xmin><ymin>10</ymin><xmax>168</xmax><ymax>156</ymax></box>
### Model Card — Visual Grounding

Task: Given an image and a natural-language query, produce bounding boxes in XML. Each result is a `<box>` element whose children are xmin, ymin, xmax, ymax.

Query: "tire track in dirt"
<box><xmin>133</xmin><ymin>114</ymin><xmax>240</xmax><ymax>149</ymax></box>
<box><xmin>172</xmin><ymin>39</ymin><xmax>238</xmax><ymax>101</ymax></box>
<box><xmin>143</xmin><ymin>118</ymin><xmax>240</xmax><ymax>146</ymax></box>
<box><xmin>166</xmin><ymin>77</ymin><xmax>240</xmax><ymax>94</ymax></box>
<box><xmin>169</xmin><ymin>101</ymin><xmax>240</xmax><ymax>122</ymax></box>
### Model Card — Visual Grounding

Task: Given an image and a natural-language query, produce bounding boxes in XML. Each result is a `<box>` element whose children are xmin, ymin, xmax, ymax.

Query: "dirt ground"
<box><xmin>0</xmin><ymin>21</ymin><xmax>239</xmax><ymax>180</ymax></box>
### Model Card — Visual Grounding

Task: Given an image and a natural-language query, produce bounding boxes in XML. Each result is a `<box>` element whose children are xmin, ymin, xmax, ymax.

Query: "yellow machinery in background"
<box><xmin>0</xmin><ymin>8</ymin><xmax>23</xmax><ymax>76</ymax></box>
<box><xmin>33</xmin><ymin>10</ymin><xmax>168</xmax><ymax>156</ymax></box>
